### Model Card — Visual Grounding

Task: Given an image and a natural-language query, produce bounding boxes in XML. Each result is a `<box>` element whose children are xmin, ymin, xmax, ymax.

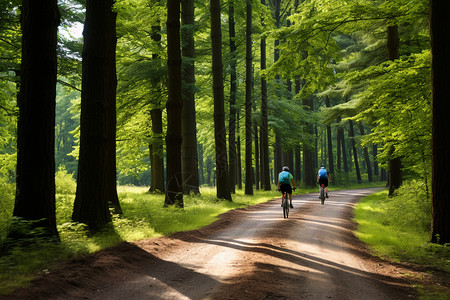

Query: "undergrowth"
<box><xmin>354</xmin><ymin>180</ymin><xmax>450</xmax><ymax>298</ymax></box>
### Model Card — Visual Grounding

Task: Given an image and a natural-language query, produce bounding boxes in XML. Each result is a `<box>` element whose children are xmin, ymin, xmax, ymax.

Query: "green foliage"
<box><xmin>354</xmin><ymin>184</ymin><xmax>449</xmax><ymax>271</ymax></box>
<box><xmin>55</xmin><ymin>166</ymin><xmax>77</xmax><ymax>195</ymax></box>
<box><xmin>0</xmin><ymin>177</ymin><xmax>14</xmax><ymax>246</ymax></box>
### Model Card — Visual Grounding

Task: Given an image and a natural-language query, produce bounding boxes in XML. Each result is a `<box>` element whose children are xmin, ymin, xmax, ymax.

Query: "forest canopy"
<box><xmin>1</xmin><ymin>0</ymin><xmax>447</xmax><ymax>243</ymax></box>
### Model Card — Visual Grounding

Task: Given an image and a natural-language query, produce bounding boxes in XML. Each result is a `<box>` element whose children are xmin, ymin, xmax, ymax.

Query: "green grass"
<box><xmin>0</xmin><ymin>185</ymin><xmax>282</xmax><ymax>294</ymax></box>
<box><xmin>354</xmin><ymin>188</ymin><xmax>450</xmax><ymax>299</ymax></box>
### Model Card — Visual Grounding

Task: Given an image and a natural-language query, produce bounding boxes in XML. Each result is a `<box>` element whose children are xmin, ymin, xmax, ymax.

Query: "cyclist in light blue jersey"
<box><xmin>317</xmin><ymin>167</ymin><xmax>331</xmax><ymax>198</ymax></box>
<box><xmin>278</xmin><ymin>166</ymin><xmax>296</xmax><ymax>208</ymax></box>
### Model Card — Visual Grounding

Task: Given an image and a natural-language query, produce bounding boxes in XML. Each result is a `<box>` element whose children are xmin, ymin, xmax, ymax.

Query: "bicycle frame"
<box><xmin>282</xmin><ymin>192</ymin><xmax>289</xmax><ymax>218</ymax></box>
<box><xmin>319</xmin><ymin>184</ymin><xmax>325</xmax><ymax>205</ymax></box>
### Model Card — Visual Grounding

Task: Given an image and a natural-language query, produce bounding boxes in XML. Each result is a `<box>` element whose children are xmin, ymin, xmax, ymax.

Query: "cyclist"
<box><xmin>277</xmin><ymin>166</ymin><xmax>296</xmax><ymax>208</ymax></box>
<box><xmin>317</xmin><ymin>166</ymin><xmax>331</xmax><ymax>198</ymax></box>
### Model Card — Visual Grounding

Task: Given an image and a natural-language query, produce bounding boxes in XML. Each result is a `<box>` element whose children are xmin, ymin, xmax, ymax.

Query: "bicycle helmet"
<box><xmin>282</xmin><ymin>166</ymin><xmax>289</xmax><ymax>171</ymax></box>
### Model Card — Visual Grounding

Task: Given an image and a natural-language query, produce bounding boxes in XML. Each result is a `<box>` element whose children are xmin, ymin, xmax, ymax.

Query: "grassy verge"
<box><xmin>0</xmin><ymin>186</ymin><xmax>283</xmax><ymax>294</ymax></box>
<box><xmin>354</xmin><ymin>188</ymin><xmax>450</xmax><ymax>299</ymax></box>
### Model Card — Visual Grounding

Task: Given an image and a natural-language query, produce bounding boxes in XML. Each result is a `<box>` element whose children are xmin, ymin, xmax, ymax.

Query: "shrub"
<box><xmin>55</xmin><ymin>166</ymin><xmax>76</xmax><ymax>195</ymax></box>
<box><xmin>385</xmin><ymin>180</ymin><xmax>431</xmax><ymax>232</ymax></box>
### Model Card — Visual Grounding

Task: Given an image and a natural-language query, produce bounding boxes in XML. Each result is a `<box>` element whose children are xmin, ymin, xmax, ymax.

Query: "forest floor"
<box><xmin>2</xmin><ymin>188</ymin><xmax>448</xmax><ymax>299</ymax></box>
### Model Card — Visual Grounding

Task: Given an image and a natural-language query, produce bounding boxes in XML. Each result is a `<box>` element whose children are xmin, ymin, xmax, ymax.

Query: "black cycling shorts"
<box><xmin>280</xmin><ymin>183</ymin><xmax>292</xmax><ymax>194</ymax></box>
<box><xmin>318</xmin><ymin>177</ymin><xmax>329</xmax><ymax>187</ymax></box>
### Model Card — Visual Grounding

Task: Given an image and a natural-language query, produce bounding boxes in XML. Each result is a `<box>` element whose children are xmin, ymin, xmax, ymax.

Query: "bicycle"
<box><xmin>282</xmin><ymin>191</ymin><xmax>290</xmax><ymax>218</ymax></box>
<box><xmin>319</xmin><ymin>183</ymin><xmax>326</xmax><ymax>205</ymax></box>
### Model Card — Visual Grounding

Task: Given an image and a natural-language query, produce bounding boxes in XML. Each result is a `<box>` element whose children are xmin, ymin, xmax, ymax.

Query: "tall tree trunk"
<box><xmin>295</xmin><ymin>147</ymin><xmax>301</xmax><ymax>181</ymax></box>
<box><xmin>73</xmin><ymin>0</ymin><xmax>118</xmax><ymax>230</ymax></box>
<box><xmin>387</xmin><ymin>25</ymin><xmax>402</xmax><ymax>194</ymax></box>
<box><xmin>105</xmin><ymin>6</ymin><xmax>121</xmax><ymax>215</ymax></box>
<box><xmin>325</xmin><ymin>97</ymin><xmax>334</xmax><ymax>178</ymax></box>
<box><xmin>336</xmin><ymin>126</ymin><xmax>342</xmax><ymax>172</ymax></box>
<box><xmin>228</xmin><ymin>0</ymin><xmax>237</xmax><ymax>193</ymax></box>
<box><xmin>359</xmin><ymin>124</ymin><xmax>373</xmax><ymax>182</ymax></box>
<box><xmin>348</xmin><ymin>120</ymin><xmax>362</xmax><ymax>184</ymax></box>
<box><xmin>14</xmin><ymin>0</ymin><xmax>60</xmax><ymax>237</ymax></box>
<box><xmin>302</xmin><ymin>95</ymin><xmax>315</xmax><ymax>187</ymax></box>
<box><xmin>149</xmin><ymin>108</ymin><xmax>165</xmax><ymax>193</ymax></box>
<box><xmin>341</xmin><ymin>125</ymin><xmax>349</xmax><ymax>173</ymax></box>
<box><xmin>148</xmin><ymin>25</ymin><xmax>165</xmax><ymax>194</ymax></box>
<box><xmin>181</xmin><ymin>0</ymin><xmax>200</xmax><ymax>195</ymax></box>
<box><xmin>165</xmin><ymin>0</ymin><xmax>183</xmax><ymax>207</ymax></box>
<box><xmin>430</xmin><ymin>0</ymin><xmax>450</xmax><ymax>244</ymax></box>
<box><xmin>260</xmin><ymin>0</ymin><xmax>271</xmax><ymax>191</ymax></box>
<box><xmin>373</xmin><ymin>144</ymin><xmax>379</xmax><ymax>178</ymax></box>
<box><xmin>245</xmin><ymin>0</ymin><xmax>253</xmax><ymax>195</ymax></box>
<box><xmin>237</xmin><ymin>110</ymin><xmax>243</xmax><ymax>190</ymax></box>
<box><xmin>254</xmin><ymin>125</ymin><xmax>260</xmax><ymax>190</ymax></box>
<box><xmin>210</xmin><ymin>0</ymin><xmax>231</xmax><ymax>200</ymax></box>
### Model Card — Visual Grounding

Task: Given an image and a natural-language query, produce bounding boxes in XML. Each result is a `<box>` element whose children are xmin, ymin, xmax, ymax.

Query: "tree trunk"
<box><xmin>254</xmin><ymin>125</ymin><xmax>260</xmax><ymax>190</ymax></box>
<box><xmin>430</xmin><ymin>0</ymin><xmax>450</xmax><ymax>244</ymax></box>
<box><xmin>325</xmin><ymin>97</ymin><xmax>334</xmax><ymax>178</ymax></box>
<box><xmin>348</xmin><ymin>120</ymin><xmax>362</xmax><ymax>184</ymax></box>
<box><xmin>373</xmin><ymin>144</ymin><xmax>379</xmax><ymax>178</ymax></box>
<box><xmin>245</xmin><ymin>0</ymin><xmax>253</xmax><ymax>196</ymax></box>
<box><xmin>165</xmin><ymin>0</ymin><xmax>183</xmax><ymax>207</ymax></box>
<box><xmin>210</xmin><ymin>0</ymin><xmax>231</xmax><ymax>200</ymax></box>
<box><xmin>237</xmin><ymin>112</ymin><xmax>243</xmax><ymax>190</ymax></box>
<box><xmin>336</xmin><ymin>126</ymin><xmax>341</xmax><ymax>171</ymax></box>
<box><xmin>14</xmin><ymin>0</ymin><xmax>60</xmax><ymax>237</ymax></box>
<box><xmin>148</xmin><ymin>25</ymin><xmax>165</xmax><ymax>194</ymax></box>
<box><xmin>228</xmin><ymin>0</ymin><xmax>237</xmax><ymax>194</ymax></box>
<box><xmin>149</xmin><ymin>108</ymin><xmax>165</xmax><ymax>193</ymax></box>
<box><xmin>181</xmin><ymin>0</ymin><xmax>200</xmax><ymax>195</ymax></box>
<box><xmin>73</xmin><ymin>0</ymin><xmax>118</xmax><ymax>230</ymax></box>
<box><xmin>359</xmin><ymin>124</ymin><xmax>373</xmax><ymax>182</ymax></box>
<box><xmin>260</xmin><ymin>0</ymin><xmax>270</xmax><ymax>191</ymax></box>
<box><xmin>341</xmin><ymin>125</ymin><xmax>349</xmax><ymax>173</ymax></box>
<box><xmin>295</xmin><ymin>147</ymin><xmax>301</xmax><ymax>181</ymax></box>
<box><xmin>387</xmin><ymin>25</ymin><xmax>402</xmax><ymax>194</ymax></box>
<box><xmin>388</xmin><ymin>147</ymin><xmax>402</xmax><ymax>196</ymax></box>
<box><xmin>302</xmin><ymin>95</ymin><xmax>315</xmax><ymax>187</ymax></box>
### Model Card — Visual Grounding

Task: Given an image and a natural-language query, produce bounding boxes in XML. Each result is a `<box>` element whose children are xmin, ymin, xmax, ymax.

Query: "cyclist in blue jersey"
<box><xmin>278</xmin><ymin>166</ymin><xmax>296</xmax><ymax>208</ymax></box>
<box><xmin>317</xmin><ymin>167</ymin><xmax>331</xmax><ymax>198</ymax></box>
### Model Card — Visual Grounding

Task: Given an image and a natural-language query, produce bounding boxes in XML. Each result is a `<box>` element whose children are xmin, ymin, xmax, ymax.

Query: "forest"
<box><xmin>0</xmin><ymin>0</ymin><xmax>449</xmax><ymax>256</ymax></box>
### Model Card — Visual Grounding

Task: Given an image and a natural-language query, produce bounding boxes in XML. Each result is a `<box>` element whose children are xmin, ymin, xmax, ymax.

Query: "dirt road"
<box><xmin>7</xmin><ymin>188</ymin><xmax>421</xmax><ymax>299</ymax></box>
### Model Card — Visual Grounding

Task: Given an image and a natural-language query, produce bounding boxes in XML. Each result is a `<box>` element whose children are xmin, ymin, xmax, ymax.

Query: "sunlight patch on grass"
<box><xmin>354</xmin><ymin>189</ymin><xmax>449</xmax><ymax>269</ymax></box>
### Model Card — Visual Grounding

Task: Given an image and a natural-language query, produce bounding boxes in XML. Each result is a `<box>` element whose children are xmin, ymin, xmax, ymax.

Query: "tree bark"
<box><xmin>14</xmin><ymin>0</ymin><xmax>60</xmax><ymax>237</ymax></box>
<box><xmin>359</xmin><ymin>124</ymin><xmax>373</xmax><ymax>182</ymax></box>
<box><xmin>387</xmin><ymin>25</ymin><xmax>402</xmax><ymax>194</ymax></box>
<box><xmin>302</xmin><ymin>96</ymin><xmax>315</xmax><ymax>187</ymax></box>
<box><xmin>325</xmin><ymin>97</ymin><xmax>334</xmax><ymax>178</ymax></box>
<box><xmin>149</xmin><ymin>108</ymin><xmax>165</xmax><ymax>193</ymax></box>
<box><xmin>148</xmin><ymin>24</ymin><xmax>165</xmax><ymax>194</ymax></box>
<box><xmin>341</xmin><ymin>124</ymin><xmax>349</xmax><ymax>173</ymax></box>
<box><xmin>245</xmin><ymin>0</ymin><xmax>253</xmax><ymax>196</ymax></box>
<box><xmin>210</xmin><ymin>0</ymin><xmax>231</xmax><ymax>200</ymax></box>
<box><xmin>165</xmin><ymin>0</ymin><xmax>183</xmax><ymax>207</ymax></box>
<box><xmin>73</xmin><ymin>0</ymin><xmax>118</xmax><ymax>230</ymax></box>
<box><xmin>260</xmin><ymin>0</ymin><xmax>271</xmax><ymax>191</ymax></box>
<box><xmin>430</xmin><ymin>0</ymin><xmax>450</xmax><ymax>244</ymax></box>
<box><xmin>181</xmin><ymin>0</ymin><xmax>200</xmax><ymax>195</ymax></box>
<box><xmin>228</xmin><ymin>0</ymin><xmax>237</xmax><ymax>193</ymax></box>
<box><xmin>348</xmin><ymin>120</ymin><xmax>362</xmax><ymax>184</ymax></box>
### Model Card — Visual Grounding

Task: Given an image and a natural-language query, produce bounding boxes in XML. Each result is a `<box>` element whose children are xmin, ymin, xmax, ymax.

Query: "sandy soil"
<box><xmin>2</xmin><ymin>188</ymin><xmax>447</xmax><ymax>299</ymax></box>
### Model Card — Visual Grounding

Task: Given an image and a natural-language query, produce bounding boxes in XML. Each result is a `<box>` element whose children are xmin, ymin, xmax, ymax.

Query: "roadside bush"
<box><xmin>0</xmin><ymin>180</ymin><xmax>14</xmax><ymax>246</ymax></box>
<box><xmin>385</xmin><ymin>180</ymin><xmax>431</xmax><ymax>232</ymax></box>
<box><xmin>55</xmin><ymin>166</ymin><xmax>76</xmax><ymax>195</ymax></box>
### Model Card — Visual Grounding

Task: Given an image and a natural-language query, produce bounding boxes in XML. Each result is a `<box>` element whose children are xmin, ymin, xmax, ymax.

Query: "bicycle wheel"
<box><xmin>320</xmin><ymin>186</ymin><xmax>325</xmax><ymax>205</ymax></box>
<box><xmin>283</xmin><ymin>195</ymin><xmax>289</xmax><ymax>218</ymax></box>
